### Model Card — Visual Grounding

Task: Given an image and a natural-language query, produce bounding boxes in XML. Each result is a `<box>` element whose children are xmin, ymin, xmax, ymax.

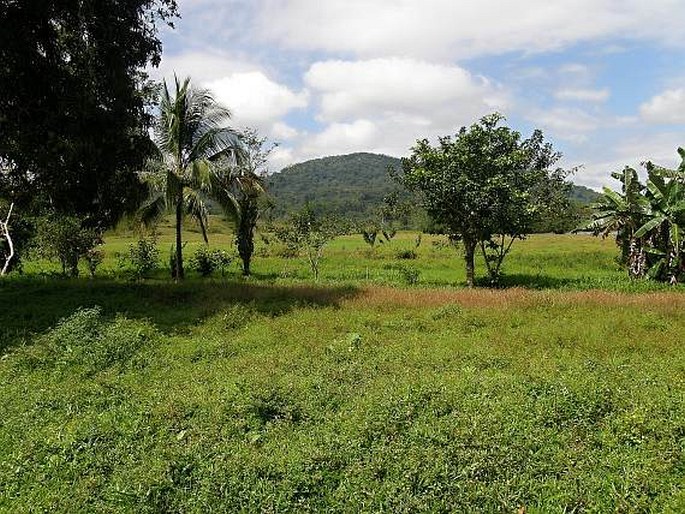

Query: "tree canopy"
<box><xmin>0</xmin><ymin>0</ymin><xmax>178</xmax><ymax>226</ymax></box>
<box><xmin>400</xmin><ymin>113</ymin><xmax>571</xmax><ymax>286</ymax></box>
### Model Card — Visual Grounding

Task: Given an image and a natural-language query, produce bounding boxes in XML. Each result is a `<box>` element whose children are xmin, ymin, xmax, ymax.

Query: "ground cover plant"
<box><xmin>2</xmin><ymin>280</ymin><xmax>685</xmax><ymax>512</ymax></box>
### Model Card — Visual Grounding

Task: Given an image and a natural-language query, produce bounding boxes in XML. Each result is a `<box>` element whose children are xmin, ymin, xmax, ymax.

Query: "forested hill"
<box><xmin>266</xmin><ymin>152</ymin><xmax>599</xmax><ymax>220</ymax></box>
<box><xmin>569</xmin><ymin>184</ymin><xmax>600</xmax><ymax>204</ymax></box>
<box><xmin>266</xmin><ymin>153</ymin><xmax>402</xmax><ymax>220</ymax></box>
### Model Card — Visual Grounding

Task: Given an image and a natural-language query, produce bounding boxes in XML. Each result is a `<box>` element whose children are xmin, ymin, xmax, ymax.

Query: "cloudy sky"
<box><xmin>154</xmin><ymin>0</ymin><xmax>685</xmax><ymax>189</ymax></box>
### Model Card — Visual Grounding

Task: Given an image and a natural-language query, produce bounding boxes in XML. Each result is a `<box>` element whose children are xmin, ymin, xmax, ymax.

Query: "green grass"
<box><xmin>19</xmin><ymin>215</ymin><xmax>684</xmax><ymax>293</ymax></box>
<box><xmin>2</xmin><ymin>222</ymin><xmax>685</xmax><ymax>512</ymax></box>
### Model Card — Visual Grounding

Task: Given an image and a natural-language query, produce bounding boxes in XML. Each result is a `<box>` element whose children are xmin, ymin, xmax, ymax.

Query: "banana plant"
<box><xmin>635</xmin><ymin>162</ymin><xmax>685</xmax><ymax>284</ymax></box>
<box><xmin>584</xmin><ymin>166</ymin><xmax>649</xmax><ymax>278</ymax></box>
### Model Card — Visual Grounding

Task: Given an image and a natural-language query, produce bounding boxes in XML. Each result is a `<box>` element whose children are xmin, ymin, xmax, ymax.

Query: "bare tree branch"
<box><xmin>1</xmin><ymin>203</ymin><xmax>15</xmax><ymax>276</ymax></box>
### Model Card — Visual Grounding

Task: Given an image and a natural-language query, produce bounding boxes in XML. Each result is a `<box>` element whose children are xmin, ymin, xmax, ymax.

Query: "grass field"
<box><xmin>2</xmin><ymin>220</ymin><xmax>685</xmax><ymax>512</ymax></box>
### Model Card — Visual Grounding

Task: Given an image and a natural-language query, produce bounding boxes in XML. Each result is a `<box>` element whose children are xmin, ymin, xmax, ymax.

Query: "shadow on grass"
<box><xmin>0</xmin><ymin>277</ymin><xmax>359</xmax><ymax>353</ymax></box>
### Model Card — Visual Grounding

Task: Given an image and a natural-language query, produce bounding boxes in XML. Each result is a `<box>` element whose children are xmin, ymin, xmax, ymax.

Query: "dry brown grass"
<box><xmin>348</xmin><ymin>286</ymin><xmax>685</xmax><ymax>312</ymax></box>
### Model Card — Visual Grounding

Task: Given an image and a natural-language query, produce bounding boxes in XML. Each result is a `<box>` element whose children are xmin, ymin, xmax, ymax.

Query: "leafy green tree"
<box><xmin>274</xmin><ymin>205</ymin><xmax>341</xmax><ymax>281</ymax></box>
<box><xmin>140</xmin><ymin>76</ymin><xmax>243</xmax><ymax>280</ymax></box>
<box><xmin>33</xmin><ymin>214</ymin><xmax>101</xmax><ymax>277</ymax></box>
<box><xmin>400</xmin><ymin>113</ymin><xmax>570</xmax><ymax>286</ymax></box>
<box><xmin>0</xmin><ymin>0</ymin><xmax>178</xmax><ymax>226</ymax></box>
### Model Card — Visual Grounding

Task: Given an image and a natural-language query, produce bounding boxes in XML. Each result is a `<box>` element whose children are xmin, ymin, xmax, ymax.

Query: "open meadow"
<box><xmin>2</xmin><ymin>222</ymin><xmax>685</xmax><ymax>512</ymax></box>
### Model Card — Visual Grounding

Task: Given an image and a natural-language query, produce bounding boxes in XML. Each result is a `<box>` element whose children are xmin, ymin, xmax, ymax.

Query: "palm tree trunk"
<box><xmin>175</xmin><ymin>200</ymin><xmax>184</xmax><ymax>280</ymax></box>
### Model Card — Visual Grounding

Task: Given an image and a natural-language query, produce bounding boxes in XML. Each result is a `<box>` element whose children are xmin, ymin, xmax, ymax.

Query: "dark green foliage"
<box><xmin>0</xmin><ymin>0</ymin><xmax>178</xmax><ymax>225</ymax></box>
<box><xmin>83</xmin><ymin>248</ymin><xmax>104</xmax><ymax>278</ymax></box>
<box><xmin>395</xmin><ymin>249</ymin><xmax>418</xmax><ymax>260</ymax></box>
<box><xmin>128</xmin><ymin>236</ymin><xmax>160</xmax><ymax>279</ymax></box>
<box><xmin>570</xmin><ymin>184</ymin><xmax>601</xmax><ymax>204</ymax></box>
<box><xmin>18</xmin><ymin>306</ymin><xmax>157</xmax><ymax>374</ymax></box>
<box><xmin>401</xmin><ymin>113</ymin><xmax>571</xmax><ymax>286</ymax></box>
<box><xmin>33</xmin><ymin>214</ymin><xmax>101</xmax><ymax>276</ymax></box>
<box><xmin>267</xmin><ymin>153</ymin><xmax>408</xmax><ymax>221</ymax></box>
<box><xmin>266</xmin><ymin>152</ymin><xmax>591</xmax><ymax>230</ymax></box>
<box><xmin>190</xmin><ymin>246</ymin><xmax>233</xmax><ymax>277</ymax></box>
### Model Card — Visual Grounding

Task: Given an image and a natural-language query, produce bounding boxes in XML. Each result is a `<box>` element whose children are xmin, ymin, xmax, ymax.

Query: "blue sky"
<box><xmin>155</xmin><ymin>0</ymin><xmax>685</xmax><ymax>189</ymax></box>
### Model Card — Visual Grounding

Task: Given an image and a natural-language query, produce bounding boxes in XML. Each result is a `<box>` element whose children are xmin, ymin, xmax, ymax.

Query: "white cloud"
<box><xmin>257</xmin><ymin>0</ymin><xmax>685</xmax><ymax>59</ymax></box>
<box><xmin>268</xmin><ymin>146</ymin><xmax>297</xmax><ymax>172</ymax></box>
<box><xmin>555</xmin><ymin>88</ymin><xmax>610</xmax><ymax>102</ymax></box>
<box><xmin>207</xmin><ymin>71</ymin><xmax>308</xmax><ymax>127</ymax></box>
<box><xmin>271</xmin><ymin>121</ymin><xmax>299</xmax><ymax>141</ymax></box>
<box><xmin>153</xmin><ymin>50</ymin><xmax>256</xmax><ymax>84</ymax></box>
<box><xmin>304</xmin><ymin>58</ymin><xmax>506</xmax><ymax>124</ymax></box>
<box><xmin>527</xmin><ymin>107</ymin><xmax>600</xmax><ymax>143</ymax></box>
<box><xmin>300</xmin><ymin>120</ymin><xmax>379</xmax><ymax>157</ymax></box>
<box><xmin>568</xmin><ymin>132</ymin><xmax>684</xmax><ymax>189</ymax></box>
<box><xmin>274</xmin><ymin>58</ymin><xmax>511</xmax><ymax>162</ymax></box>
<box><xmin>640</xmin><ymin>88</ymin><xmax>685</xmax><ymax>124</ymax></box>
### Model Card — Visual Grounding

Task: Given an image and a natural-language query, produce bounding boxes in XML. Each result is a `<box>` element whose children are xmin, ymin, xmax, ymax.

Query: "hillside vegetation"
<box><xmin>266</xmin><ymin>152</ymin><xmax>599</xmax><ymax>222</ymax></box>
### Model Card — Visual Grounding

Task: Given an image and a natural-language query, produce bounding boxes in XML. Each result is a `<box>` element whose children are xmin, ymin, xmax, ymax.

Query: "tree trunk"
<box><xmin>174</xmin><ymin>201</ymin><xmax>184</xmax><ymax>280</ymax></box>
<box><xmin>464</xmin><ymin>238</ymin><xmax>476</xmax><ymax>288</ymax></box>
<box><xmin>237</xmin><ymin>198</ymin><xmax>257</xmax><ymax>277</ymax></box>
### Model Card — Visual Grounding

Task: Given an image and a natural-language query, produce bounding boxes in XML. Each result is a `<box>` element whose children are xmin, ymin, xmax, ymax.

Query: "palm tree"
<box><xmin>232</xmin><ymin>128</ymin><xmax>269</xmax><ymax>276</ymax></box>
<box><xmin>140</xmin><ymin>76</ymin><xmax>243</xmax><ymax>279</ymax></box>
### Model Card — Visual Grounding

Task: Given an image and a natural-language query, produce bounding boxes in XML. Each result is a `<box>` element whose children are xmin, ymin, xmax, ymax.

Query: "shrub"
<box><xmin>84</xmin><ymin>248</ymin><xmax>104</xmax><ymax>278</ymax></box>
<box><xmin>396</xmin><ymin>249</ymin><xmax>418</xmax><ymax>260</ymax></box>
<box><xmin>33</xmin><ymin>214</ymin><xmax>101</xmax><ymax>276</ymax></box>
<box><xmin>397</xmin><ymin>264</ymin><xmax>421</xmax><ymax>285</ymax></box>
<box><xmin>129</xmin><ymin>236</ymin><xmax>160</xmax><ymax>279</ymax></box>
<box><xmin>190</xmin><ymin>247</ymin><xmax>233</xmax><ymax>277</ymax></box>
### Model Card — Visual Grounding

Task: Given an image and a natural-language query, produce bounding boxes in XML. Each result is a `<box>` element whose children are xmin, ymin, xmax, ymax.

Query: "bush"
<box><xmin>397</xmin><ymin>264</ymin><xmax>421</xmax><ymax>285</ymax></box>
<box><xmin>129</xmin><ymin>236</ymin><xmax>160</xmax><ymax>279</ymax></box>
<box><xmin>33</xmin><ymin>214</ymin><xmax>101</xmax><ymax>276</ymax></box>
<box><xmin>396</xmin><ymin>249</ymin><xmax>418</xmax><ymax>260</ymax></box>
<box><xmin>190</xmin><ymin>247</ymin><xmax>233</xmax><ymax>277</ymax></box>
<box><xmin>84</xmin><ymin>248</ymin><xmax>104</xmax><ymax>278</ymax></box>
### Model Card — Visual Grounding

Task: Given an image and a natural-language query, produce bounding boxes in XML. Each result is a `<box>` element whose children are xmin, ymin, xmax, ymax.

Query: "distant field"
<box><xmin>2</xmin><ymin>219</ymin><xmax>685</xmax><ymax>512</ymax></box>
<box><xmin>16</xmin><ymin>215</ymin><xmax>685</xmax><ymax>292</ymax></box>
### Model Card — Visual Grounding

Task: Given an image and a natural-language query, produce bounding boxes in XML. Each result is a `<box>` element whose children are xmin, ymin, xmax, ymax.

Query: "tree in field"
<box><xmin>0</xmin><ymin>0</ymin><xmax>178</xmax><ymax>227</ymax></box>
<box><xmin>274</xmin><ymin>205</ymin><xmax>341</xmax><ymax>281</ymax></box>
<box><xmin>140</xmin><ymin>76</ymin><xmax>244</xmax><ymax>280</ymax></box>
<box><xmin>400</xmin><ymin>113</ymin><xmax>570</xmax><ymax>287</ymax></box>
<box><xmin>231</xmin><ymin>128</ymin><xmax>272</xmax><ymax>276</ymax></box>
